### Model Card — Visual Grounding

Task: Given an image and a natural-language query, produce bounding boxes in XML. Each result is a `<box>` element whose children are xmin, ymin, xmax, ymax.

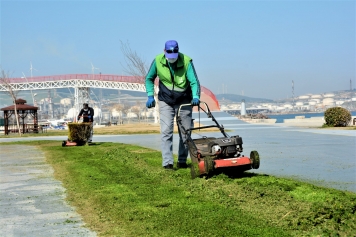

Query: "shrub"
<box><xmin>324</xmin><ymin>107</ymin><xmax>351</xmax><ymax>127</ymax></box>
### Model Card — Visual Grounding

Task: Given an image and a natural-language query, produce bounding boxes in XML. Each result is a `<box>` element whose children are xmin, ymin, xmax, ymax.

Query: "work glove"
<box><xmin>191</xmin><ymin>98</ymin><xmax>200</xmax><ymax>106</ymax></box>
<box><xmin>146</xmin><ymin>96</ymin><xmax>156</xmax><ymax>108</ymax></box>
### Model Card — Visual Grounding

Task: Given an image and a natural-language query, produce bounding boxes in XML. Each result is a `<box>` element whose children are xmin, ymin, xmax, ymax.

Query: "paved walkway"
<box><xmin>0</xmin><ymin>145</ymin><xmax>96</xmax><ymax>237</ymax></box>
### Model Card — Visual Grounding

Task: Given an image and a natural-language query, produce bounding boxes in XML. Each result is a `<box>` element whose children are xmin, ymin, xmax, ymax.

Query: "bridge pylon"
<box><xmin>74</xmin><ymin>87</ymin><xmax>90</xmax><ymax>116</ymax></box>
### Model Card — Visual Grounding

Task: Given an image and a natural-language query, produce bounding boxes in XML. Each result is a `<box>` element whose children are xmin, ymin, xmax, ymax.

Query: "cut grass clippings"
<box><xmin>4</xmin><ymin>141</ymin><xmax>356</xmax><ymax>237</ymax></box>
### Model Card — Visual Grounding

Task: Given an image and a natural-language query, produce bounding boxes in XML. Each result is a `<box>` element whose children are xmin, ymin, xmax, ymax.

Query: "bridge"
<box><xmin>0</xmin><ymin>74</ymin><xmax>220</xmax><ymax>112</ymax></box>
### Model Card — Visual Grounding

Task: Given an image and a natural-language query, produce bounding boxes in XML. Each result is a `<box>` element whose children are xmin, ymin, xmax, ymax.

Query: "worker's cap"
<box><xmin>83</xmin><ymin>103</ymin><xmax>88</xmax><ymax>106</ymax></box>
<box><xmin>165</xmin><ymin>40</ymin><xmax>179</xmax><ymax>59</ymax></box>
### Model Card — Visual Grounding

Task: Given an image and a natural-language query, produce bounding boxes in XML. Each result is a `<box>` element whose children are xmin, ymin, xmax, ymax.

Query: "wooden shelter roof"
<box><xmin>0</xmin><ymin>98</ymin><xmax>38</xmax><ymax>111</ymax></box>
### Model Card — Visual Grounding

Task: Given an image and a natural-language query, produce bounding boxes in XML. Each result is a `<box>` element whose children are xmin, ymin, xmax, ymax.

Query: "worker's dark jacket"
<box><xmin>78</xmin><ymin>107</ymin><xmax>94</xmax><ymax>122</ymax></box>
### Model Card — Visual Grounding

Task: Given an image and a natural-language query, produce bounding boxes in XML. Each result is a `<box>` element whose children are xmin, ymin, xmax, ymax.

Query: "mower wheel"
<box><xmin>189</xmin><ymin>145</ymin><xmax>201</xmax><ymax>179</ymax></box>
<box><xmin>250</xmin><ymin>150</ymin><xmax>260</xmax><ymax>169</ymax></box>
<box><xmin>187</xmin><ymin>141</ymin><xmax>198</xmax><ymax>161</ymax></box>
<box><xmin>62</xmin><ymin>141</ymin><xmax>66</xmax><ymax>147</ymax></box>
<box><xmin>190</xmin><ymin>162</ymin><xmax>200</xmax><ymax>179</ymax></box>
<box><xmin>204</xmin><ymin>156</ymin><xmax>215</xmax><ymax>175</ymax></box>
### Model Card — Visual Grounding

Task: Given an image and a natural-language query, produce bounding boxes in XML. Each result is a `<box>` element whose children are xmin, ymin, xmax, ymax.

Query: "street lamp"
<box><xmin>21</xmin><ymin>73</ymin><xmax>35</xmax><ymax>106</ymax></box>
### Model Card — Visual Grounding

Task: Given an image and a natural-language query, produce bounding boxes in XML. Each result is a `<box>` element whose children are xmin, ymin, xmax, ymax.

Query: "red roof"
<box><xmin>1</xmin><ymin>98</ymin><xmax>38</xmax><ymax>111</ymax></box>
<box><xmin>15</xmin><ymin>98</ymin><xmax>27</xmax><ymax>104</ymax></box>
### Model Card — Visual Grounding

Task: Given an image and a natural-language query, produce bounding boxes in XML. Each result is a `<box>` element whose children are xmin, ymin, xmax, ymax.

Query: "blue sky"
<box><xmin>1</xmin><ymin>0</ymin><xmax>355</xmax><ymax>100</ymax></box>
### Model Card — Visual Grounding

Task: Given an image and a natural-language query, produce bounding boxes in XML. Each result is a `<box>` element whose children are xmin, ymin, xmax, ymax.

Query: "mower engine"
<box><xmin>209</xmin><ymin>136</ymin><xmax>243</xmax><ymax>158</ymax></box>
<box><xmin>192</xmin><ymin>135</ymin><xmax>243</xmax><ymax>159</ymax></box>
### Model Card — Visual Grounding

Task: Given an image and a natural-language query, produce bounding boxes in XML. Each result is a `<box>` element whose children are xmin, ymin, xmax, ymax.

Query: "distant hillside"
<box><xmin>216</xmin><ymin>94</ymin><xmax>274</xmax><ymax>103</ymax></box>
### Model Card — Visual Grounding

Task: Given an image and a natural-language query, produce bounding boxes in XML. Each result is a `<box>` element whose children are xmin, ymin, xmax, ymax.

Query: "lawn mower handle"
<box><xmin>177</xmin><ymin>101</ymin><xmax>211</xmax><ymax>117</ymax></box>
<box><xmin>177</xmin><ymin>101</ymin><xmax>229</xmax><ymax>138</ymax></box>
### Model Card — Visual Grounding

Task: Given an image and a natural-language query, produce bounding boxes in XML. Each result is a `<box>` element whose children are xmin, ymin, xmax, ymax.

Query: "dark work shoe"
<box><xmin>177</xmin><ymin>163</ymin><xmax>188</xmax><ymax>169</ymax></box>
<box><xmin>163</xmin><ymin>164</ymin><xmax>174</xmax><ymax>170</ymax></box>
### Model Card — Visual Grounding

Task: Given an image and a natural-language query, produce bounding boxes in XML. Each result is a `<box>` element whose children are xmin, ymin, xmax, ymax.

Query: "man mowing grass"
<box><xmin>145</xmin><ymin>40</ymin><xmax>201</xmax><ymax>170</ymax></box>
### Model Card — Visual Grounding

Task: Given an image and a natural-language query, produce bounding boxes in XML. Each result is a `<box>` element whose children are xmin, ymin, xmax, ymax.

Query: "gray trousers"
<box><xmin>89</xmin><ymin>123</ymin><xmax>93</xmax><ymax>141</ymax></box>
<box><xmin>159</xmin><ymin>100</ymin><xmax>192</xmax><ymax>166</ymax></box>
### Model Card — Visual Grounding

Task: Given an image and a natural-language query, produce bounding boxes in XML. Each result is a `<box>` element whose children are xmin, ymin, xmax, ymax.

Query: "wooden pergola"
<box><xmin>0</xmin><ymin>98</ymin><xmax>39</xmax><ymax>135</ymax></box>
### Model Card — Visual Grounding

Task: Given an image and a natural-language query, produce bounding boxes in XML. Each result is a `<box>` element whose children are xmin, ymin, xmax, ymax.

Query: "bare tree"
<box><xmin>121</xmin><ymin>102</ymin><xmax>132</xmax><ymax>124</ymax></box>
<box><xmin>120</xmin><ymin>40</ymin><xmax>148</xmax><ymax>83</ymax></box>
<box><xmin>120</xmin><ymin>40</ymin><xmax>159</xmax><ymax>123</ymax></box>
<box><xmin>0</xmin><ymin>70</ymin><xmax>22</xmax><ymax>136</ymax></box>
<box><xmin>112</xmin><ymin>103</ymin><xmax>125</xmax><ymax>124</ymax></box>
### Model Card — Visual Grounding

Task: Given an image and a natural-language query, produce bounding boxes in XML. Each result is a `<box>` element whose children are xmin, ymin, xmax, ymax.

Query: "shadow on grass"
<box><xmin>204</xmin><ymin>170</ymin><xmax>268</xmax><ymax>180</ymax></box>
<box><xmin>60</xmin><ymin>141</ymin><xmax>104</xmax><ymax>147</ymax></box>
<box><xmin>187</xmin><ymin>163</ymin><xmax>269</xmax><ymax>180</ymax></box>
<box><xmin>221</xmin><ymin>171</ymin><xmax>268</xmax><ymax>179</ymax></box>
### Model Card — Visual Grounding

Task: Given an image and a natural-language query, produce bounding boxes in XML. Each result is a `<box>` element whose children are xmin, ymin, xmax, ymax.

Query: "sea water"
<box><xmin>267</xmin><ymin>111</ymin><xmax>356</xmax><ymax>123</ymax></box>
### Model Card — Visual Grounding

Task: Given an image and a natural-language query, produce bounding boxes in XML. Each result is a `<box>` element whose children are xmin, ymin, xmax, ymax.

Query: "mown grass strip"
<box><xmin>5</xmin><ymin>141</ymin><xmax>356</xmax><ymax>237</ymax></box>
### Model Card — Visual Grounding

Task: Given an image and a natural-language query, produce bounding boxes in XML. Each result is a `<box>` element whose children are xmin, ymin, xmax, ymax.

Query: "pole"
<box><xmin>22</xmin><ymin>73</ymin><xmax>35</xmax><ymax>106</ymax></box>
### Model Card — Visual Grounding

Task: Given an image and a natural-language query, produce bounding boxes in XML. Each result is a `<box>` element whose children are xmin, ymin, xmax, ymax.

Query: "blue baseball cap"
<box><xmin>164</xmin><ymin>40</ymin><xmax>179</xmax><ymax>59</ymax></box>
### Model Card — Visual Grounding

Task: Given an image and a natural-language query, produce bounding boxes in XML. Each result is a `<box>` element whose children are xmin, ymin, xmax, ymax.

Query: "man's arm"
<box><xmin>145</xmin><ymin>59</ymin><xmax>157</xmax><ymax>96</ymax></box>
<box><xmin>77</xmin><ymin>109</ymin><xmax>83</xmax><ymax>121</ymax></box>
<box><xmin>186</xmin><ymin>61</ymin><xmax>201</xmax><ymax>99</ymax></box>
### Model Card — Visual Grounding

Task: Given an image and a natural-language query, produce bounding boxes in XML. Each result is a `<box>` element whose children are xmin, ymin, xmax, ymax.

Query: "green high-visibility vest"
<box><xmin>155</xmin><ymin>52</ymin><xmax>192</xmax><ymax>92</ymax></box>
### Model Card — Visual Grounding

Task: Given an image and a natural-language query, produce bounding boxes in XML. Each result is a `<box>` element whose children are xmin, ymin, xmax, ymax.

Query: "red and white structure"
<box><xmin>0</xmin><ymin>74</ymin><xmax>220</xmax><ymax>113</ymax></box>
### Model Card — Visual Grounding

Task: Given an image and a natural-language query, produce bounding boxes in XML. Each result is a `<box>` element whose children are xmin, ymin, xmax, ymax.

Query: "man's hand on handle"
<box><xmin>191</xmin><ymin>98</ymin><xmax>200</xmax><ymax>106</ymax></box>
<box><xmin>77</xmin><ymin>115</ymin><xmax>92</xmax><ymax>122</ymax></box>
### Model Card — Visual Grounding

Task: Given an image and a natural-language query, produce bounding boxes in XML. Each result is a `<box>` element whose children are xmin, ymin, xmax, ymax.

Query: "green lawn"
<box><xmin>5</xmin><ymin>141</ymin><xmax>356</xmax><ymax>236</ymax></box>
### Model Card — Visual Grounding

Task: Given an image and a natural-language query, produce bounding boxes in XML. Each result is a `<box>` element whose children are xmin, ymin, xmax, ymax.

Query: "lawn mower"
<box><xmin>177</xmin><ymin>101</ymin><xmax>260</xmax><ymax>178</ymax></box>
<box><xmin>62</xmin><ymin>117</ymin><xmax>93</xmax><ymax>147</ymax></box>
